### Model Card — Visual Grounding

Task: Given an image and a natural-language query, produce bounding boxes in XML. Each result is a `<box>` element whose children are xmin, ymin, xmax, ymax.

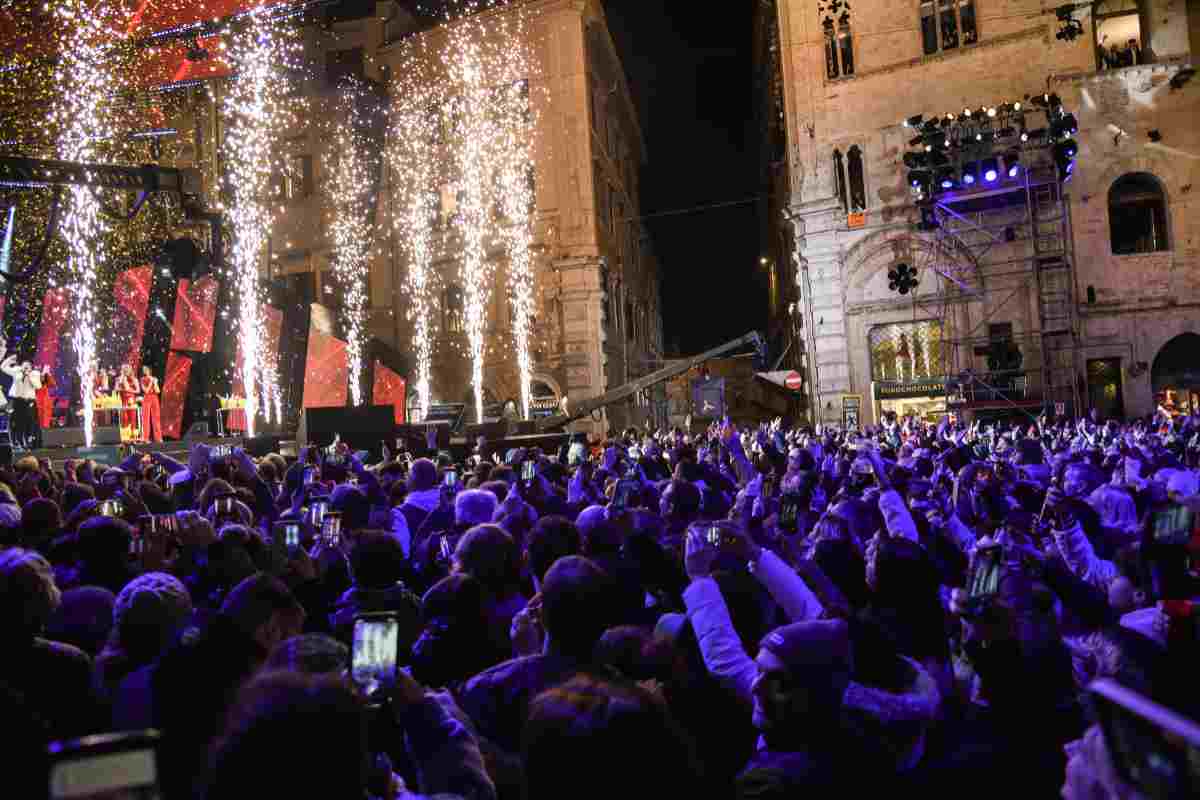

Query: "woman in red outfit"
<box><xmin>35</xmin><ymin>367</ymin><xmax>55</xmax><ymax>429</ymax></box>
<box><xmin>115</xmin><ymin>364</ymin><xmax>140</xmax><ymax>435</ymax></box>
<box><xmin>141</xmin><ymin>366</ymin><xmax>163</xmax><ymax>443</ymax></box>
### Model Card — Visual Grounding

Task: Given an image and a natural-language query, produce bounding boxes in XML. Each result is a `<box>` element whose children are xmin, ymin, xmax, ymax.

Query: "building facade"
<box><xmin>173</xmin><ymin>0</ymin><xmax>662</xmax><ymax>434</ymax></box>
<box><xmin>760</xmin><ymin>0</ymin><xmax>1198</xmax><ymax>426</ymax></box>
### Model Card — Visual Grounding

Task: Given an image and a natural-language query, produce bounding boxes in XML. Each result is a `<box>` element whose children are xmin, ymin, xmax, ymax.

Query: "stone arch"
<box><xmin>530</xmin><ymin>373</ymin><xmax>562</xmax><ymax>399</ymax></box>
<box><xmin>1091</xmin><ymin>153</ymin><xmax>1179</xmax><ymax>205</ymax></box>
<box><xmin>1151</xmin><ymin>333</ymin><xmax>1200</xmax><ymax>395</ymax></box>
<box><xmin>843</xmin><ymin>226</ymin><xmax>980</xmax><ymax>299</ymax></box>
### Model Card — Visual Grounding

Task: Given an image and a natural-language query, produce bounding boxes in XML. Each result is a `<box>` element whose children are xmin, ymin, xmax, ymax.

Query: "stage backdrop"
<box><xmin>303</xmin><ymin>330</ymin><xmax>349</xmax><ymax>409</ymax></box>
<box><xmin>372</xmin><ymin>361</ymin><xmax>407</xmax><ymax>424</ymax></box>
<box><xmin>170</xmin><ymin>276</ymin><xmax>220</xmax><ymax>353</ymax></box>
<box><xmin>161</xmin><ymin>351</ymin><xmax>193</xmax><ymax>440</ymax></box>
<box><xmin>110</xmin><ymin>266</ymin><xmax>152</xmax><ymax>373</ymax></box>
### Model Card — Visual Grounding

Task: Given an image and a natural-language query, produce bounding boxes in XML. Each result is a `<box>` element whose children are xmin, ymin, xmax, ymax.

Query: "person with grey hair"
<box><xmin>0</xmin><ymin>548</ymin><xmax>98</xmax><ymax>740</ymax></box>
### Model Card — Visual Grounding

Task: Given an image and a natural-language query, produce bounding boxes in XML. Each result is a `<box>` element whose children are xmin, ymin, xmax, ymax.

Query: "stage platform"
<box><xmin>22</xmin><ymin>436</ymin><xmax>262</xmax><ymax>468</ymax></box>
<box><xmin>19</xmin><ymin>430</ymin><xmax>568</xmax><ymax>469</ymax></box>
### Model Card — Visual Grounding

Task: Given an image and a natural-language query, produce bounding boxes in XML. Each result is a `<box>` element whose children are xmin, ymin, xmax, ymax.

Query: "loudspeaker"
<box><xmin>299</xmin><ymin>405</ymin><xmax>395</xmax><ymax>461</ymax></box>
<box><xmin>93</xmin><ymin>426</ymin><xmax>122</xmax><ymax>446</ymax></box>
<box><xmin>243</xmin><ymin>434</ymin><xmax>282</xmax><ymax>458</ymax></box>
<box><xmin>42</xmin><ymin>427</ymin><xmax>87</xmax><ymax>448</ymax></box>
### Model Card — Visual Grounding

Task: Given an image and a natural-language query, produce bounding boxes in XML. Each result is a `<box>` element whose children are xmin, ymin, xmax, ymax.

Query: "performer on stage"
<box><xmin>35</xmin><ymin>366</ymin><xmax>55</xmax><ymax>430</ymax></box>
<box><xmin>141</xmin><ymin>365</ymin><xmax>162</xmax><ymax>443</ymax></box>
<box><xmin>115</xmin><ymin>364</ymin><xmax>140</xmax><ymax>433</ymax></box>
<box><xmin>3</xmin><ymin>355</ymin><xmax>42</xmax><ymax>450</ymax></box>
<box><xmin>94</xmin><ymin>368</ymin><xmax>111</xmax><ymax>398</ymax></box>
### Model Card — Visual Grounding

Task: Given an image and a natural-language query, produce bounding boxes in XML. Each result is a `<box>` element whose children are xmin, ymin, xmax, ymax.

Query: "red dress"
<box><xmin>116</xmin><ymin>374</ymin><xmax>139</xmax><ymax>431</ymax></box>
<box><xmin>36</xmin><ymin>371</ymin><xmax>55</xmax><ymax>429</ymax></box>
<box><xmin>141</xmin><ymin>375</ymin><xmax>163</xmax><ymax>443</ymax></box>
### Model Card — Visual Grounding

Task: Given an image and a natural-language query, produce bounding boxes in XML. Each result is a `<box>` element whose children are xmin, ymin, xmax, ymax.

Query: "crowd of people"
<box><xmin>1</xmin><ymin>406</ymin><xmax>1198</xmax><ymax>799</ymax></box>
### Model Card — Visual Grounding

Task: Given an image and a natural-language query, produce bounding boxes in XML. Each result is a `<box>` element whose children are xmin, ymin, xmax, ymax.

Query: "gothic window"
<box><xmin>1109</xmin><ymin>173</ymin><xmax>1169</xmax><ymax>254</ymax></box>
<box><xmin>833</xmin><ymin>149</ymin><xmax>848</xmax><ymax>213</ymax></box>
<box><xmin>847</xmin><ymin>145</ymin><xmax>866</xmax><ymax>211</ymax></box>
<box><xmin>819</xmin><ymin>1</ymin><xmax>854</xmax><ymax>79</ymax></box>
<box><xmin>921</xmin><ymin>0</ymin><xmax>977</xmax><ymax>55</ymax></box>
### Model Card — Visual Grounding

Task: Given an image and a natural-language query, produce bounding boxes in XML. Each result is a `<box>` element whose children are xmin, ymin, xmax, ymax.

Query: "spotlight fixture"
<box><xmin>1020</xmin><ymin>130</ymin><xmax>1029</xmax><ymax>142</ymax></box>
<box><xmin>1051</xmin><ymin>112</ymin><xmax>1078</xmax><ymax>138</ymax></box>
<box><xmin>1053</xmin><ymin>139</ymin><xmax>1077</xmax><ymax>179</ymax></box>
<box><xmin>888</xmin><ymin>262</ymin><xmax>920</xmax><ymax>295</ymax></box>
<box><xmin>936</xmin><ymin>166</ymin><xmax>958</xmax><ymax>190</ymax></box>
<box><xmin>962</xmin><ymin>162</ymin><xmax>977</xmax><ymax>185</ymax></box>
<box><xmin>1004</xmin><ymin>150</ymin><xmax>1021</xmax><ymax>178</ymax></box>
<box><xmin>986</xmin><ymin>106</ymin><xmax>997</xmax><ymax>118</ymax></box>
<box><xmin>981</xmin><ymin>157</ymin><xmax>999</xmax><ymax>182</ymax></box>
<box><xmin>1148</xmin><ymin>129</ymin><xmax>1162</xmax><ymax>142</ymax></box>
<box><xmin>908</xmin><ymin>168</ymin><xmax>932</xmax><ymax>189</ymax></box>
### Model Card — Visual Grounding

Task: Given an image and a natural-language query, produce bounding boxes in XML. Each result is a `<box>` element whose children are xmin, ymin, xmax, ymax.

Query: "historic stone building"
<box><xmin>757</xmin><ymin>0</ymin><xmax>1198</xmax><ymax>426</ymax></box>
<box><xmin>174</xmin><ymin>0</ymin><xmax>661</xmax><ymax>433</ymax></box>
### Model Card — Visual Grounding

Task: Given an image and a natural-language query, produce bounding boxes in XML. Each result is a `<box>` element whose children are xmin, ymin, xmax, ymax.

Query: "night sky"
<box><xmin>602</xmin><ymin>2</ymin><xmax>766</xmax><ymax>357</ymax></box>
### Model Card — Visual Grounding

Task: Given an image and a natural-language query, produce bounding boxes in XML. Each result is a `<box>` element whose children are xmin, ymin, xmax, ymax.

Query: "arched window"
<box><xmin>833</xmin><ymin>149</ymin><xmax>848</xmax><ymax>213</ymax></box>
<box><xmin>442</xmin><ymin>284</ymin><xmax>464</xmax><ymax>334</ymax></box>
<box><xmin>847</xmin><ymin>145</ymin><xmax>866</xmax><ymax>211</ymax></box>
<box><xmin>1109</xmin><ymin>173</ymin><xmax>1168</xmax><ymax>254</ymax></box>
<box><xmin>820</xmin><ymin>8</ymin><xmax>854</xmax><ymax>79</ymax></box>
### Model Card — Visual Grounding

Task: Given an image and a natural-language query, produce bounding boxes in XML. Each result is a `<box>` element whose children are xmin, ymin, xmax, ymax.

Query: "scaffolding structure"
<box><xmin>903</xmin><ymin>154</ymin><xmax>1082</xmax><ymax>420</ymax></box>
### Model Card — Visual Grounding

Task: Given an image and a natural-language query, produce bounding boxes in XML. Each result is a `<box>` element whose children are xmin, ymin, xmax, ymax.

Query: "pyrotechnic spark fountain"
<box><xmin>388</xmin><ymin>2</ymin><xmax>541</xmax><ymax>422</ymax></box>
<box><xmin>389</xmin><ymin>61</ymin><xmax>442</xmax><ymax>423</ymax></box>
<box><xmin>493</xmin><ymin>73</ymin><xmax>537</xmax><ymax>418</ymax></box>
<box><xmin>328</xmin><ymin>79</ymin><xmax>377</xmax><ymax>407</ymax></box>
<box><xmin>51</xmin><ymin>2</ymin><xmax>121</xmax><ymax>448</ymax></box>
<box><xmin>222</xmin><ymin>13</ymin><xmax>299</xmax><ymax>437</ymax></box>
<box><xmin>446</xmin><ymin>24</ymin><xmax>493</xmax><ymax>425</ymax></box>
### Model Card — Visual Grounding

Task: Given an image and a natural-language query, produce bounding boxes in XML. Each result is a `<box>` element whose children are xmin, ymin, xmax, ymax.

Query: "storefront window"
<box><xmin>869</xmin><ymin>320</ymin><xmax>944</xmax><ymax>382</ymax></box>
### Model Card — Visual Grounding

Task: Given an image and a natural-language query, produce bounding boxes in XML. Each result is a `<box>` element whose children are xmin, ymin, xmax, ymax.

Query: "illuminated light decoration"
<box><xmin>1004</xmin><ymin>149</ymin><xmax>1021</xmax><ymax>178</ymax></box>
<box><xmin>0</xmin><ymin>206</ymin><xmax>13</xmax><ymax>278</ymax></box>
<box><xmin>50</xmin><ymin>1</ymin><xmax>121</xmax><ymax>448</ymax></box>
<box><xmin>221</xmin><ymin>13</ymin><xmax>301</xmax><ymax>437</ymax></box>
<box><xmin>327</xmin><ymin>78</ymin><xmax>377</xmax><ymax>406</ymax></box>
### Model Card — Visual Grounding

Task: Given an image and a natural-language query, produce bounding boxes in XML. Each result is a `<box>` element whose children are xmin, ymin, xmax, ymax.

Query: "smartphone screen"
<box><xmin>215</xmin><ymin>496</ymin><xmax>235</xmax><ymax>516</ymax></box>
<box><xmin>1151</xmin><ymin>505</ymin><xmax>1194</xmax><ymax>546</ymax></box>
<box><xmin>310</xmin><ymin>501</ymin><xmax>328</xmax><ymax>527</ymax></box>
<box><xmin>444</xmin><ymin>470</ymin><xmax>457</xmax><ymax>488</ymax></box>
<box><xmin>303</xmin><ymin>467</ymin><xmax>317</xmax><ymax>486</ymax></box>
<box><xmin>1091</xmin><ymin>678</ymin><xmax>1200</xmax><ymax>799</ymax></box>
<box><xmin>969</xmin><ymin>546</ymin><xmax>1002</xmax><ymax>599</ymax></box>
<box><xmin>705</xmin><ymin>525</ymin><xmax>724</xmax><ymax>547</ymax></box>
<box><xmin>48</xmin><ymin>731</ymin><xmax>160</xmax><ymax>800</ymax></box>
<box><xmin>100</xmin><ymin>499</ymin><xmax>124</xmax><ymax>518</ymax></box>
<box><xmin>352</xmin><ymin>615</ymin><xmax>400</xmax><ymax>699</ymax></box>
<box><xmin>437</xmin><ymin>534</ymin><xmax>454</xmax><ymax>564</ymax></box>
<box><xmin>322</xmin><ymin>512</ymin><xmax>342</xmax><ymax>547</ymax></box>
<box><xmin>779</xmin><ymin>494</ymin><xmax>800</xmax><ymax>531</ymax></box>
<box><xmin>521</xmin><ymin>460</ymin><xmax>536</xmax><ymax>483</ymax></box>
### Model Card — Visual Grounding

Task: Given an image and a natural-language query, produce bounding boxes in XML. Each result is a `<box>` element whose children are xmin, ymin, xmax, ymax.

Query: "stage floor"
<box><xmin>23</xmin><ymin>436</ymin><xmax>255</xmax><ymax>469</ymax></box>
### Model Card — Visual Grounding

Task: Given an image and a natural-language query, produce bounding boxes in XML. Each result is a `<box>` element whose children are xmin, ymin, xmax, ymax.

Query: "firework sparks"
<box><xmin>328</xmin><ymin>79</ymin><xmax>378</xmax><ymax>406</ymax></box>
<box><xmin>51</xmin><ymin>2</ymin><xmax>121</xmax><ymax>448</ymax></box>
<box><xmin>222</xmin><ymin>13</ymin><xmax>298</xmax><ymax>437</ymax></box>
<box><xmin>389</xmin><ymin>59</ymin><xmax>442</xmax><ymax>423</ymax></box>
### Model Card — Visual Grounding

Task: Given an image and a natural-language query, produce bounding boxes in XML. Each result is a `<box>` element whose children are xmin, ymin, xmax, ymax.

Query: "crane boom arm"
<box><xmin>536</xmin><ymin>331</ymin><xmax>763</xmax><ymax>432</ymax></box>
